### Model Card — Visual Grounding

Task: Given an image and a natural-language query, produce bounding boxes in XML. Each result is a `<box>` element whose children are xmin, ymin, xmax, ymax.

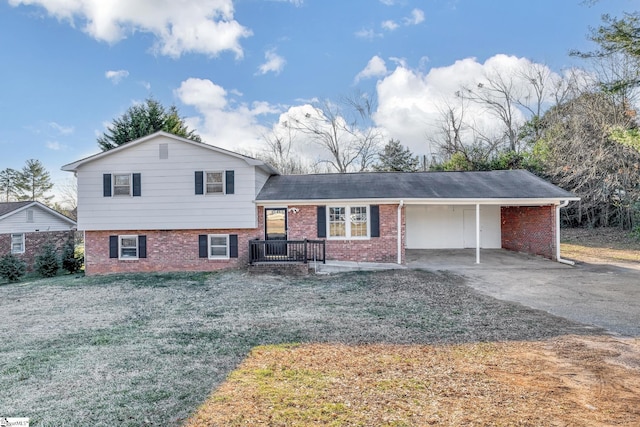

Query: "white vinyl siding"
<box><xmin>11</xmin><ymin>233</ymin><xmax>25</xmax><ymax>254</ymax></box>
<box><xmin>208</xmin><ymin>234</ymin><xmax>229</xmax><ymax>259</ymax></box>
<box><xmin>74</xmin><ymin>135</ymin><xmax>262</xmax><ymax>231</ymax></box>
<box><xmin>0</xmin><ymin>205</ymin><xmax>75</xmax><ymax>234</ymax></box>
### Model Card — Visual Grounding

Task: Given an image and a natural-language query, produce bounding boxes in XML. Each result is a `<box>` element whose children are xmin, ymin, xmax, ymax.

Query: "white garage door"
<box><xmin>405</xmin><ymin>205</ymin><xmax>501</xmax><ymax>249</ymax></box>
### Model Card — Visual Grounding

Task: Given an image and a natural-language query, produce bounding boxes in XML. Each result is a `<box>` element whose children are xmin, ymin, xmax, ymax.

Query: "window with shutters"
<box><xmin>113</xmin><ymin>174</ymin><xmax>131</xmax><ymax>196</ymax></box>
<box><xmin>119</xmin><ymin>235</ymin><xmax>138</xmax><ymax>259</ymax></box>
<box><xmin>11</xmin><ymin>233</ymin><xmax>25</xmax><ymax>254</ymax></box>
<box><xmin>205</xmin><ymin>172</ymin><xmax>224</xmax><ymax>195</ymax></box>
<box><xmin>327</xmin><ymin>205</ymin><xmax>369</xmax><ymax>239</ymax></box>
<box><xmin>209</xmin><ymin>234</ymin><xmax>229</xmax><ymax>259</ymax></box>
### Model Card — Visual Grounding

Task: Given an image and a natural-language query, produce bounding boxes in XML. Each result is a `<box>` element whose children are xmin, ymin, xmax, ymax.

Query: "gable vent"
<box><xmin>159</xmin><ymin>143</ymin><xmax>169</xmax><ymax>160</ymax></box>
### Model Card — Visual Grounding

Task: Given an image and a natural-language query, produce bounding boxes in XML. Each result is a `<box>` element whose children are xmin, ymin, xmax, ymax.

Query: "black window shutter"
<box><xmin>109</xmin><ymin>236</ymin><xmax>118</xmax><ymax>258</ymax></box>
<box><xmin>225</xmin><ymin>170</ymin><xmax>235</xmax><ymax>194</ymax></box>
<box><xmin>317</xmin><ymin>206</ymin><xmax>326</xmax><ymax>238</ymax></box>
<box><xmin>198</xmin><ymin>235</ymin><xmax>208</xmax><ymax>258</ymax></box>
<box><xmin>138</xmin><ymin>235</ymin><xmax>147</xmax><ymax>258</ymax></box>
<box><xmin>103</xmin><ymin>174</ymin><xmax>112</xmax><ymax>197</ymax></box>
<box><xmin>195</xmin><ymin>171</ymin><xmax>204</xmax><ymax>195</ymax></box>
<box><xmin>132</xmin><ymin>173</ymin><xmax>141</xmax><ymax>197</ymax></box>
<box><xmin>370</xmin><ymin>205</ymin><xmax>380</xmax><ymax>238</ymax></box>
<box><xmin>229</xmin><ymin>234</ymin><xmax>238</xmax><ymax>258</ymax></box>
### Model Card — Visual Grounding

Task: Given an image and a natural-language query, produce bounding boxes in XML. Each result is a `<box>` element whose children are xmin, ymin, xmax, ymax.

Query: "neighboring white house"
<box><xmin>0</xmin><ymin>201</ymin><xmax>77</xmax><ymax>268</ymax></box>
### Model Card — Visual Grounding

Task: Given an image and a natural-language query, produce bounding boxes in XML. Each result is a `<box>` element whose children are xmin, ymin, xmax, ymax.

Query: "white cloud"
<box><xmin>49</xmin><ymin>121</ymin><xmax>74</xmax><ymax>135</ymax></box>
<box><xmin>175</xmin><ymin>77</ymin><xmax>281</xmax><ymax>152</ymax></box>
<box><xmin>140</xmin><ymin>81</ymin><xmax>151</xmax><ymax>90</ymax></box>
<box><xmin>373</xmin><ymin>54</ymin><xmax>561</xmax><ymax>157</ymax></box>
<box><xmin>105</xmin><ymin>69</ymin><xmax>129</xmax><ymax>84</ymax></box>
<box><xmin>355</xmin><ymin>28</ymin><xmax>381</xmax><ymax>40</ymax></box>
<box><xmin>404</xmin><ymin>8</ymin><xmax>425</xmax><ymax>26</ymax></box>
<box><xmin>46</xmin><ymin>141</ymin><xmax>64</xmax><ymax>150</ymax></box>
<box><xmin>379</xmin><ymin>0</ymin><xmax>397</xmax><ymax>4</ymax></box>
<box><xmin>270</xmin><ymin>0</ymin><xmax>303</xmax><ymax>5</ymax></box>
<box><xmin>8</xmin><ymin>0</ymin><xmax>252</xmax><ymax>58</ymax></box>
<box><xmin>256</xmin><ymin>49</ymin><xmax>286</xmax><ymax>75</ymax></box>
<box><xmin>381</xmin><ymin>20</ymin><xmax>399</xmax><ymax>31</ymax></box>
<box><xmin>354</xmin><ymin>55</ymin><xmax>388</xmax><ymax>83</ymax></box>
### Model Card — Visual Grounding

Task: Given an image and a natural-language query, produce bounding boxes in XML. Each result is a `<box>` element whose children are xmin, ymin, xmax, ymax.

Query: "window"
<box><xmin>11</xmin><ymin>233</ymin><xmax>25</xmax><ymax>254</ymax></box>
<box><xmin>113</xmin><ymin>174</ymin><xmax>131</xmax><ymax>196</ymax></box>
<box><xmin>206</xmin><ymin>172</ymin><xmax>224</xmax><ymax>194</ymax></box>
<box><xmin>209</xmin><ymin>234</ymin><xmax>229</xmax><ymax>259</ymax></box>
<box><xmin>119</xmin><ymin>235</ymin><xmax>139</xmax><ymax>259</ymax></box>
<box><xmin>328</xmin><ymin>206</ymin><xmax>369</xmax><ymax>239</ymax></box>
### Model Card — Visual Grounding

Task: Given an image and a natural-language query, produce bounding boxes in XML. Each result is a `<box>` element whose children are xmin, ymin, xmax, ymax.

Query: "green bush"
<box><xmin>0</xmin><ymin>253</ymin><xmax>27</xmax><ymax>283</ymax></box>
<box><xmin>61</xmin><ymin>239</ymin><xmax>83</xmax><ymax>274</ymax></box>
<box><xmin>34</xmin><ymin>242</ymin><xmax>60</xmax><ymax>278</ymax></box>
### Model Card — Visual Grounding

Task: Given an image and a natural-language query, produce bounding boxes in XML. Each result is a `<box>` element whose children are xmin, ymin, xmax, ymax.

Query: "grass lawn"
<box><xmin>0</xmin><ymin>269</ymin><xmax>599</xmax><ymax>426</ymax></box>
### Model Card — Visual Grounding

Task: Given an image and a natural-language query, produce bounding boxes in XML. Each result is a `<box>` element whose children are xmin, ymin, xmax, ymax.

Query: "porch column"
<box><xmin>476</xmin><ymin>203</ymin><xmax>480</xmax><ymax>264</ymax></box>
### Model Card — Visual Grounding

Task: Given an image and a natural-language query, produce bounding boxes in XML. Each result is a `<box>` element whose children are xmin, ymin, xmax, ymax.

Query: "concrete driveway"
<box><xmin>406</xmin><ymin>249</ymin><xmax>640</xmax><ymax>337</ymax></box>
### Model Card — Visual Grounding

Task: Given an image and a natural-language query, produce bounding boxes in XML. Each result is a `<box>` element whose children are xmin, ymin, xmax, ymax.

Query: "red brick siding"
<box><xmin>0</xmin><ymin>230</ymin><xmax>75</xmax><ymax>271</ymax></box>
<box><xmin>501</xmin><ymin>205</ymin><xmax>556</xmax><ymax>259</ymax></box>
<box><xmin>84</xmin><ymin>229</ymin><xmax>261</xmax><ymax>275</ymax></box>
<box><xmin>267</xmin><ymin>205</ymin><xmax>404</xmax><ymax>264</ymax></box>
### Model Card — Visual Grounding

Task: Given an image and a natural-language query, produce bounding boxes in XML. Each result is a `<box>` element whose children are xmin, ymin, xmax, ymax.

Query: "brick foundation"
<box><xmin>0</xmin><ymin>230</ymin><xmax>75</xmax><ymax>271</ymax></box>
<box><xmin>259</xmin><ymin>205</ymin><xmax>405</xmax><ymax>264</ymax></box>
<box><xmin>84</xmin><ymin>229</ymin><xmax>261</xmax><ymax>275</ymax></box>
<box><xmin>501</xmin><ymin>205</ymin><xmax>556</xmax><ymax>259</ymax></box>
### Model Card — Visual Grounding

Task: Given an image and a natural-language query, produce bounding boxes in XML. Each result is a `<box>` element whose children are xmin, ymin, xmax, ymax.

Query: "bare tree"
<box><xmin>260</xmin><ymin>126</ymin><xmax>311</xmax><ymax>175</ymax></box>
<box><xmin>286</xmin><ymin>94</ymin><xmax>383</xmax><ymax>173</ymax></box>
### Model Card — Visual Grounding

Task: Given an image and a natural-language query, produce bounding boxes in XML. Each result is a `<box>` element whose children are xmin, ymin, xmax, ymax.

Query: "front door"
<box><xmin>265</xmin><ymin>208</ymin><xmax>287</xmax><ymax>256</ymax></box>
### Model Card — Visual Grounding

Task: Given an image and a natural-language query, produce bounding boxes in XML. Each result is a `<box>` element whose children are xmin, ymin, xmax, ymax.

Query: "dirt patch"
<box><xmin>186</xmin><ymin>335</ymin><xmax>640</xmax><ymax>426</ymax></box>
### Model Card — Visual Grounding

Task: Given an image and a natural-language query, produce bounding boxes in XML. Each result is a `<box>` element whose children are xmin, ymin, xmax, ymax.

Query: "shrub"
<box><xmin>61</xmin><ymin>239</ymin><xmax>83</xmax><ymax>274</ymax></box>
<box><xmin>0</xmin><ymin>253</ymin><xmax>27</xmax><ymax>283</ymax></box>
<box><xmin>34</xmin><ymin>242</ymin><xmax>60</xmax><ymax>278</ymax></box>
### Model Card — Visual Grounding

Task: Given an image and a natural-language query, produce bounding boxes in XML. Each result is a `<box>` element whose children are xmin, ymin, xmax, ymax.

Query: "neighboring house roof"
<box><xmin>0</xmin><ymin>201</ymin><xmax>77</xmax><ymax>226</ymax></box>
<box><xmin>61</xmin><ymin>131</ymin><xmax>280</xmax><ymax>175</ymax></box>
<box><xmin>256</xmin><ymin>170</ymin><xmax>578</xmax><ymax>203</ymax></box>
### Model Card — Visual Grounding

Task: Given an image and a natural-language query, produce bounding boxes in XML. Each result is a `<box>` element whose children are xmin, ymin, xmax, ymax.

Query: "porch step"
<box><xmin>316</xmin><ymin>261</ymin><xmax>405</xmax><ymax>274</ymax></box>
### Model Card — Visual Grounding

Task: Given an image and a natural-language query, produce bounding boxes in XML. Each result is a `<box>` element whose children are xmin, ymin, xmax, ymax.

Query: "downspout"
<box><xmin>397</xmin><ymin>200</ymin><xmax>404</xmax><ymax>264</ymax></box>
<box><xmin>556</xmin><ymin>200</ymin><xmax>575</xmax><ymax>265</ymax></box>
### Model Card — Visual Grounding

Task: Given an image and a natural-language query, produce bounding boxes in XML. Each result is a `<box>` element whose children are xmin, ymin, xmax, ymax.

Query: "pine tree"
<box><xmin>373</xmin><ymin>139</ymin><xmax>421</xmax><ymax>172</ymax></box>
<box><xmin>0</xmin><ymin>168</ymin><xmax>20</xmax><ymax>202</ymax></box>
<box><xmin>16</xmin><ymin>159</ymin><xmax>54</xmax><ymax>203</ymax></box>
<box><xmin>97</xmin><ymin>98</ymin><xmax>201</xmax><ymax>151</ymax></box>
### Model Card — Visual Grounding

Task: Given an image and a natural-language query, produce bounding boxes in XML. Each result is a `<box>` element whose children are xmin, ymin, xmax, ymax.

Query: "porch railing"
<box><xmin>249</xmin><ymin>239</ymin><xmax>326</xmax><ymax>265</ymax></box>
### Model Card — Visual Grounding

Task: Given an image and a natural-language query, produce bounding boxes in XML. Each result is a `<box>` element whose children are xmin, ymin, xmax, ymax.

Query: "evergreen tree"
<box><xmin>16</xmin><ymin>159</ymin><xmax>53</xmax><ymax>203</ymax></box>
<box><xmin>373</xmin><ymin>139</ymin><xmax>421</xmax><ymax>172</ymax></box>
<box><xmin>34</xmin><ymin>242</ymin><xmax>60</xmax><ymax>278</ymax></box>
<box><xmin>0</xmin><ymin>168</ymin><xmax>20</xmax><ymax>202</ymax></box>
<box><xmin>97</xmin><ymin>98</ymin><xmax>201</xmax><ymax>151</ymax></box>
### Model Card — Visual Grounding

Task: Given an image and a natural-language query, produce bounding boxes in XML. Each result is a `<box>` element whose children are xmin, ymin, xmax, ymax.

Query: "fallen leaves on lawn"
<box><xmin>185</xmin><ymin>335</ymin><xmax>640</xmax><ymax>426</ymax></box>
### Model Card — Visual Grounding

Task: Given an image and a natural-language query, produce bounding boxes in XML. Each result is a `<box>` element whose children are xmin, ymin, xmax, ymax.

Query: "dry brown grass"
<box><xmin>561</xmin><ymin>227</ymin><xmax>640</xmax><ymax>264</ymax></box>
<box><xmin>186</xmin><ymin>336</ymin><xmax>640</xmax><ymax>426</ymax></box>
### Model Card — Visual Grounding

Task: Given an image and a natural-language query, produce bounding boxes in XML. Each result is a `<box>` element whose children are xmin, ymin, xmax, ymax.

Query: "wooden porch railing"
<box><xmin>249</xmin><ymin>239</ymin><xmax>326</xmax><ymax>265</ymax></box>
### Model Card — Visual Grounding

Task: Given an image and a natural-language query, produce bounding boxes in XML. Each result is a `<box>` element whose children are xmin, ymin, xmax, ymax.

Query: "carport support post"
<box><xmin>476</xmin><ymin>203</ymin><xmax>480</xmax><ymax>264</ymax></box>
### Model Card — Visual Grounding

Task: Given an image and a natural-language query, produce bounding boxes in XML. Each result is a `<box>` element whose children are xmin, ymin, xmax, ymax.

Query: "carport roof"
<box><xmin>256</xmin><ymin>169</ymin><xmax>578</xmax><ymax>202</ymax></box>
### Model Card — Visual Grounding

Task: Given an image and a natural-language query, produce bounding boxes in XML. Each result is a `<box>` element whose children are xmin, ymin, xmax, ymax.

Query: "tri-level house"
<box><xmin>62</xmin><ymin>131</ymin><xmax>578</xmax><ymax>275</ymax></box>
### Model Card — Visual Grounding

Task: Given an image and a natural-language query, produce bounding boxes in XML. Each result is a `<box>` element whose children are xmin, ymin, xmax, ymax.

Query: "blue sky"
<box><xmin>0</xmin><ymin>0</ymin><xmax>636</xmax><ymax>198</ymax></box>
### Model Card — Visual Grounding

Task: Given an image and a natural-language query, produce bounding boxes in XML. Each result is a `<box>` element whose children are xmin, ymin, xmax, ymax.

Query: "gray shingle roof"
<box><xmin>256</xmin><ymin>170</ymin><xmax>577</xmax><ymax>201</ymax></box>
<box><xmin>0</xmin><ymin>201</ymin><xmax>32</xmax><ymax>217</ymax></box>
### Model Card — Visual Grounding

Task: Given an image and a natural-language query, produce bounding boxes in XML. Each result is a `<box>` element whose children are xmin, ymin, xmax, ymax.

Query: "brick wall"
<box><xmin>0</xmin><ymin>230</ymin><xmax>75</xmax><ymax>271</ymax></box>
<box><xmin>501</xmin><ymin>205</ymin><xmax>556</xmax><ymax>259</ymax></box>
<box><xmin>268</xmin><ymin>204</ymin><xmax>405</xmax><ymax>264</ymax></box>
<box><xmin>85</xmin><ymin>229</ymin><xmax>261</xmax><ymax>275</ymax></box>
